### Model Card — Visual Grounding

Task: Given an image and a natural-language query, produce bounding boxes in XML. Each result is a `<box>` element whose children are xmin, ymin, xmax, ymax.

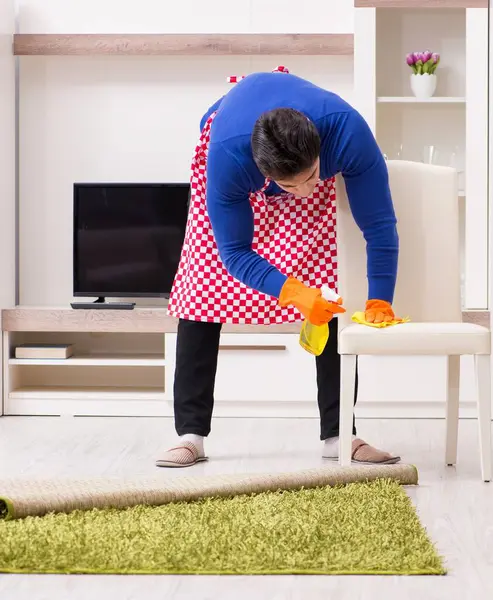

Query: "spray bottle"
<box><xmin>299</xmin><ymin>285</ymin><xmax>342</xmax><ymax>356</ymax></box>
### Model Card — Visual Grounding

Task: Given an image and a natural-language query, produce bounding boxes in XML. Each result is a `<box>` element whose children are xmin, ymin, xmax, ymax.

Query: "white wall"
<box><xmin>0</xmin><ymin>0</ymin><xmax>15</xmax><ymax>415</ymax></box>
<box><xmin>17</xmin><ymin>0</ymin><xmax>354</xmax><ymax>306</ymax></box>
<box><xmin>15</xmin><ymin>0</ymin><xmax>354</xmax><ymax>34</ymax></box>
<box><xmin>0</xmin><ymin>0</ymin><xmax>15</xmax><ymax>310</ymax></box>
<box><xmin>18</xmin><ymin>56</ymin><xmax>354</xmax><ymax>304</ymax></box>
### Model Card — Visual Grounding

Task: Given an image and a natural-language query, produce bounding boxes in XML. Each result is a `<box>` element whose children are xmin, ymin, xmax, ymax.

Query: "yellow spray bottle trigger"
<box><xmin>299</xmin><ymin>286</ymin><xmax>341</xmax><ymax>356</ymax></box>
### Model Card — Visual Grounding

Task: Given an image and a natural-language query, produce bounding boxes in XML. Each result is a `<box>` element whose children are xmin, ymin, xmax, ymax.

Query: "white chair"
<box><xmin>336</xmin><ymin>160</ymin><xmax>492</xmax><ymax>481</ymax></box>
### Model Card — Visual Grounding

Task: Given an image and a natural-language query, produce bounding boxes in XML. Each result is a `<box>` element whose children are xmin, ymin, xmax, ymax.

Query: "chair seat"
<box><xmin>339</xmin><ymin>322</ymin><xmax>490</xmax><ymax>356</ymax></box>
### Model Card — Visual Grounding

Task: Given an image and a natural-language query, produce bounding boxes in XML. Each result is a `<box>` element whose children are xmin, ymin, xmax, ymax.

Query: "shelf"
<box><xmin>9</xmin><ymin>386</ymin><xmax>165</xmax><ymax>400</ymax></box>
<box><xmin>377</xmin><ymin>97</ymin><xmax>466</xmax><ymax>103</ymax></box>
<box><xmin>1</xmin><ymin>307</ymin><xmax>300</xmax><ymax>334</ymax></box>
<box><xmin>13</xmin><ymin>33</ymin><xmax>354</xmax><ymax>57</ymax></box>
<box><xmin>9</xmin><ymin>354</ymin><xmax>165</xmax><ymax>367</ymax></box>
<box><xmin>355</xmin><ymin>1</ymin><xmax>487</xmax><ymax>7</ymax></box>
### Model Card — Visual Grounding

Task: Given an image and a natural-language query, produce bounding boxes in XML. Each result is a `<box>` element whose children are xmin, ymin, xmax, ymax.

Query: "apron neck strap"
<box><xmin>225</xmin><ymin>67</ymin><xmax>291</xmax><ymax>191</ymax></box>
<box><xmin>226</xmin><ymin>65</ymin><xmax>290</xmax><ymax>84</ymax></box>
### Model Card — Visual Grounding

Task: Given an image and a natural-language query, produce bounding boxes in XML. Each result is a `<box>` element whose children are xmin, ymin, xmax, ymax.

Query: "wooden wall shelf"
<box><xmin>355</xmin><ymin>0</ymin><xmax>487</xmax><ymax>7</ymax></box>
<box><xmin>13</xmin><ymin>33</ymin><xmax>354</xmax><ymax>57</ymax></box>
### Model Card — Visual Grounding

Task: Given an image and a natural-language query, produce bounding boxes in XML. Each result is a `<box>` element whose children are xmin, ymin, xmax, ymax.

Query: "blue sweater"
<box><xmin>202</xmin><ymin>72</ymin><xmax>398</xmax><ymax>303</ymax></box>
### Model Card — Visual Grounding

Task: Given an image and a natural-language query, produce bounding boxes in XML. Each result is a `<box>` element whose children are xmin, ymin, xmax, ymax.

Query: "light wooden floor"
<box><xmin>0</xmin><ymin>416</ymin><xmax>492</xmax><ymax>600</ymax></box>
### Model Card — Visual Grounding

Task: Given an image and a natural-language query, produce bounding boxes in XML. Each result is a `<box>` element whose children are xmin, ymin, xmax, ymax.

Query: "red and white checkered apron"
<box><xmin>168</xmin><ymin>69</ymin><xmax>338</xmax><ymax>325</ymax></box>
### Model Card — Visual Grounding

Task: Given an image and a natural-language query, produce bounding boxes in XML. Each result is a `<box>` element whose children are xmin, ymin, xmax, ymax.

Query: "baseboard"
<box><xmin>3</xmin><ymin>397</ymin><xmax>480</xmax><ymax>419</ymax></box>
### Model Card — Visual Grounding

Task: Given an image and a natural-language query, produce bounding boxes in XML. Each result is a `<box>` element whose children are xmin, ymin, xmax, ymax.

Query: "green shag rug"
<box><xmin>0</xmin><ymin>479</ymin><xmax>445</xmax><ymax>575</ymax></box>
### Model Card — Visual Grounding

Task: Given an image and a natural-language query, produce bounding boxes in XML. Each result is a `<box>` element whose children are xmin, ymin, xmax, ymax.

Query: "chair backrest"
<box><xmin>336</xmin><ymin>160</ymin><xmax>461</xmax><ymax>325</ymax></box>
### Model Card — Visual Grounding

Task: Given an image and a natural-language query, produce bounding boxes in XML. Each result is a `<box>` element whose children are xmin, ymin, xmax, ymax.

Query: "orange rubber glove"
<box><xmin>279</xmin><ymin>277</ymin><xmax>346</xmax><ymax>326</ymax></box>
<box><xmin>365</xmin><ymin>299</ymin><xmax>395</xmax><ymax>324</ymax></box>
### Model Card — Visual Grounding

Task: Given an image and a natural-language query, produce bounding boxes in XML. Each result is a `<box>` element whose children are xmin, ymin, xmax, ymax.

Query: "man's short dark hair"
<box><xmin>251</xmin><ymin>108</ymin><xmax>321</xmax><ymax>180</ymax></box>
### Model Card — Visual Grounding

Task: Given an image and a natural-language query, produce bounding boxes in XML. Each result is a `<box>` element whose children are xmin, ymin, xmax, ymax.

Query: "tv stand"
<box><xmin>0</xmin><ymin>306</ymin><xmax>303</xmax><ymax>418</ymax></box>
<box><xmin>71</xmin><ymin>298</ymin><xmax>136</xmax><ymax>310</ymax></box>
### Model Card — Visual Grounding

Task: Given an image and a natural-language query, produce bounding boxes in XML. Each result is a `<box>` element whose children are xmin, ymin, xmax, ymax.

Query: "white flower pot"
<box><xmin>410</xmin><ymin>73</ymin><xmax>437</xmax><ymax>99</ymax></box>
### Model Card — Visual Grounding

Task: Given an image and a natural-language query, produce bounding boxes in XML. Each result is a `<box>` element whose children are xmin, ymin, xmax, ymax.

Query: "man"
<box><xmin>159</xmin><ymin>68</ymin><xmax>400</xmax><ymax>468</ymax></box>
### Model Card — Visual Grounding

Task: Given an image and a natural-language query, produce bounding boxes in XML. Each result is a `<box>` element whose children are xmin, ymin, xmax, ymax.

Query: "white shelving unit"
<box><xmin>2</xmin><ymin>321</ymin><xmax>169</xmax><ymax>414</ymax></box>
<box><xmin>355</xmin><ymin>5</ymin><xmax>489</xmax><ymax>310</ymax></box>
<box><xmin>1</xmin><ymin>308</ymin><xmax>319</xmax><ymax>417</ymax></box>
<box><xmin>9</xmin><ymin>354</ymin><xmax>166</xmax><ymax>367</ymax></box>
<box><xmin>9</xmin><ymin>387</ymin><xmax>166</xmax><ymax>401</ymax></box>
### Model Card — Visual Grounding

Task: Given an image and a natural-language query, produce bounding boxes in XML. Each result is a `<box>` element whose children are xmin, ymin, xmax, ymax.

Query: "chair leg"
<box><xmin>445</xmin><ymin>355</ymin><xmax>460</xmax><ymax>466</ymax></box>
<box><xmin>339</xmin><ymin>354</ymin><xmax>357</xmax><ymax>467</ymax></box>
<box><xmin>474</xmin><ymin>354</ymin><xmax>492</xmax><ymax>482</ymax></box>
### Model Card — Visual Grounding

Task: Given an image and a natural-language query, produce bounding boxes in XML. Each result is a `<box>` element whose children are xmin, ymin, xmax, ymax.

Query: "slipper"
<box><xmin>324</xmin><ymin>438</ymin><xmax>401</xmax><ymax>465</ymax></box>
<box><xmin>155</xmin><ymin>441</ymin><xmax>208</xmax><ymax>468</ymax></box>
<box><xmin>350</xmin><ymin>438</ymin><xmax>401</xmax><ymax>465</ymax></box>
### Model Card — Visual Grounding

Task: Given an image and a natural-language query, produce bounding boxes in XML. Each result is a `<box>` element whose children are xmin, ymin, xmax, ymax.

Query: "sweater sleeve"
<box><xmin>206</xmin><ymin>142</ymin><xmax>288</xmax><ymax>298</ymax></box>
<box><xmin>323</xmin><ymin>110</ymin><xmax>399</xmax><ymax>303</ymax></box>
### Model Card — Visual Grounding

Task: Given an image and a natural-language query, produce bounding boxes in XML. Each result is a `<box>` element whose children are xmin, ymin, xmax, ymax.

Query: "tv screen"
<box><xmin>73</xmin><ymin>183</ymin><xmax>189</xmax><ymax>298</ymax></box>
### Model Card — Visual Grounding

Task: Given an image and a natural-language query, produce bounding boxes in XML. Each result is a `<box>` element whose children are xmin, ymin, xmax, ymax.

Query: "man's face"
<box><xmin>274</xmin><ymin>158</ymin><xmax>320</xmax><ymax>198</ymax></box>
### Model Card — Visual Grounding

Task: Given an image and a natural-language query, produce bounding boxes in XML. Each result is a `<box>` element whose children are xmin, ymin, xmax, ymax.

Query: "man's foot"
<box><xmin>156</xmin><ymin>435</ymin><xmax>207</xmax><ymax>468</ymax></box>
<box><xmin>323</xmin><ymin>437</ymin><xmax>400</xmax><ymax>465</ymax></box>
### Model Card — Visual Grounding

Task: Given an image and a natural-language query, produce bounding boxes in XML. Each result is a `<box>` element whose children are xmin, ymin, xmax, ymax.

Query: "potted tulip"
<box><xmin>406</xmin><ymin>51</ymin><xmax>440</xmax><ymax>99</ymax></box>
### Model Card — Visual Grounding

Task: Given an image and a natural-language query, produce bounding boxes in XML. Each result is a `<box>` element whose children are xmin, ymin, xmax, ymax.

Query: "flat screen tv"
<box><xmin>73</xmin><ymin>183</ymin><xmax>189</xmax><ymax>299</ymax></box>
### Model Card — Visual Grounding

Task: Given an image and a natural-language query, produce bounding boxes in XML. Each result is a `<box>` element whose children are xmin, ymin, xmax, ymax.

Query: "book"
<box><xmin>15</xmin><ymin>344</ymin><xmax>74</xmax><ymax>359</ymax></box>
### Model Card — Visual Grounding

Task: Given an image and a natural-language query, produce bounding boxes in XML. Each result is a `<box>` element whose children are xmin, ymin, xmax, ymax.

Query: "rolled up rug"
<box><xmin>0</xmin><ymin>463</ymin><xmax>418</xmax><ymax>521</ymax></box>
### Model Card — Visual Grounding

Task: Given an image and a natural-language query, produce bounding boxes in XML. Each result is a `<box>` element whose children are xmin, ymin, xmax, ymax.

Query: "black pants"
<box><xmin>173</xmin><ymin>318</ymin><xmax>358</xmax><ymax>440</ymax></box>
